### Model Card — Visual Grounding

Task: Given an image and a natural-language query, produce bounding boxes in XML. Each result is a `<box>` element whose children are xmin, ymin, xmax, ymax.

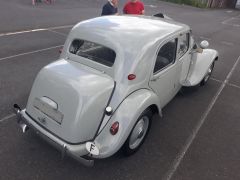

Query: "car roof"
<box><xmin>70</xmin><ymin>15</ymin><xmax>189</xmax><ymax>46</ymax></box>
<box><xmin>66</xmin><ymin>15</ymin><xmax>190</xmax><ymax>78</ymax></box>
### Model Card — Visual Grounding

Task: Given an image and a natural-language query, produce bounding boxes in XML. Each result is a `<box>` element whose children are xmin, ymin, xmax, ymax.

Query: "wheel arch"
<box><xmin>148</xmin><ymin>104</ymin><xmax>160</xmax><ymax>115</ymax></box>
<box><xmin>93</xmin><ymin>89</ymin><xmax>162</xmax><ymax>159</ymax></box>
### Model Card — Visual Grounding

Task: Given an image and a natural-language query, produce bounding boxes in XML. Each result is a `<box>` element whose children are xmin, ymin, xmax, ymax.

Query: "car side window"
<box><xmin>153</xmin><ymin>39</ymin><xmax>177</xmax><ymax>73</ymax></box>
<box><xmin>178</xmin><ymin>33</ymin><xmax>189</xmax><ymax>58</ymax></box>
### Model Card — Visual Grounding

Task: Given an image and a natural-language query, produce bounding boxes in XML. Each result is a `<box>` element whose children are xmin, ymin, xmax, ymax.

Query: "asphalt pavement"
<box><xmin>0</xmin><ymin>0</ymin><xmax>240</xmax><ymax>180</ymax></box>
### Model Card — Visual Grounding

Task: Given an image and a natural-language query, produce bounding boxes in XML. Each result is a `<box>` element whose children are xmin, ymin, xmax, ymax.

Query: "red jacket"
<box><xmin>123</xmin><ymin>1</ymin><xmax>144</xmax><ymax>15</ymax></box>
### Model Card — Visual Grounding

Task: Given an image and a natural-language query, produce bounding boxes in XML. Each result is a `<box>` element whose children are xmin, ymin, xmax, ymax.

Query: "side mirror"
<box><xmin>200</xmin><ymin>40</ymin><xmax>209</xmax><ymax>49</ymax></box>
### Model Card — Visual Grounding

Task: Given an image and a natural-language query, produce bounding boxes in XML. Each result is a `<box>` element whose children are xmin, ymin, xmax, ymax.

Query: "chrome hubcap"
<box><xmin>129</xmin><ymin>116</ymin><xmax>149</xmax><ymax>150</ymax></box>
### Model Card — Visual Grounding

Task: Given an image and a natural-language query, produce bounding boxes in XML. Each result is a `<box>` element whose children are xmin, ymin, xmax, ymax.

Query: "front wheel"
<box><xmin>200</xmin><ymin>61</ymin><xmax>215</xmax><ymax>86</ymax></box>
<box><xmin>122</xmin><ymin>109</ymin><xmax>152</xmax><ymax>156</ymax></box>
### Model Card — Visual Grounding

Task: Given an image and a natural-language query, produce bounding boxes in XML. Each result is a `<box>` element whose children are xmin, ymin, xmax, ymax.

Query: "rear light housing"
<box><xmin>128</xmin><ymin>74</ymin><xmax>136</xmax><ymax>80</ymax></box>
<box><xmin>110</xmin><ymin>121</ymin><xmax>119</xmax><ymax>135</ymax></box>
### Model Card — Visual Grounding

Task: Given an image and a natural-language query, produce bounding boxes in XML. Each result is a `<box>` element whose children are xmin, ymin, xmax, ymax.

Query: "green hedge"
<box><xmin>162</xmin><ymin>0</ymin><xmax>207</xmax><ymax>8</ymax></box>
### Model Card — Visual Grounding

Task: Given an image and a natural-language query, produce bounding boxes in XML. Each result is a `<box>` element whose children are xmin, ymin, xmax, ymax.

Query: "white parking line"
<box><xmin>222</xmin><ymin>17</ymin><xmax>235</xmax><ymax>25</ymax></box>
<box><xmin>0</xmin><ymin>45</ymin><xmax>63</xmax><ymax>62</ymax></box>
<box><xmin>210</xmin><ymin>77</ymin><xmax>222</xmax><ymax>83</ymax></box>
<box><xmin>0</xmin><ymin>25</ymin><xmax>73</xmax><ymax>37</ymax></box>
<box><xmin>228</xmin><ymin>82</ymin><xmax>240</xmax><ymax>90</ymax></box>
<box><xmin>0</xmin><ymin>113</ymin><xmax>15</xmax><ymax>123</ymax></box>
<box><xmin>146</xmin><ymin>4</ymin><xmax>158</xmax><ymax>8</ymax></box>
<box><xmin>47</xmin><ymin>25</ymin><xmax>73</xmax><ymax>30</ymax></box>
<box><xmin>222</xmin><ymin>15</ymin><xmax>240</xmax><ymax>27</ymax></box>
<box><xmin>233</xmin><ymin>24</ymin><xmax>240</xmax><ymax>27</ymax></box>
<box><xmin>47</xmin><ymin>29</ymin><xmax>68</xmax><ymax>37</ymax></box>
<box><xmin>220</xmin><ymin>41</ymin><xmax>234</xmax><ymax>46</ymax></box>
<box><xmin>199</xmin><ymin>36</ymin><xmax>211</xmax><ymax>41</ymax></box>
<box><xmin>163</xmin><ymin>55</ymin><xmax>240</xmax><ymax>180</ymax></box>
<box><xmin>211</xmin><ymin>78</ymin><xmax>240</xmax><ymax>89</ymax></box>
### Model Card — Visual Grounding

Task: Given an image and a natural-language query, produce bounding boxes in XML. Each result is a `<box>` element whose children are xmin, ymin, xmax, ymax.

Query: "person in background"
<box><xmin>32</xmin><ymin>0</ymin><xmax>42</xmax><ymax>5</ymax></box>
<box><xmin>32</xmin><ymin>0</ymin><xmax>53</xmax><ymax>5</ymax></box>
<box><xmin>123</xmin><ymin>0</ymin><xmax>145</xmax><ymax>15</ymax></box>
<box><xmin>45</xmin><ymin>0</ymin><xmax>52</xmax><ymax>4</ymax></box>
<box><xmin>101</xmin><ymin>0</ymin><xmax>119</xmax><ymax>16</ymax></box>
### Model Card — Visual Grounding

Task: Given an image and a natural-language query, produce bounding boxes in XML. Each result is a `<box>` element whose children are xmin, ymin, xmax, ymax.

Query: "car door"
<box><xmin>176</xmin><ymin>32</ymin><xmax>191</xmax><ymax>85</ymax></box>
<box><xmin>149</xmin><ymin>38</ymin><xmax>178</xmax><ymax>108</ymax></box>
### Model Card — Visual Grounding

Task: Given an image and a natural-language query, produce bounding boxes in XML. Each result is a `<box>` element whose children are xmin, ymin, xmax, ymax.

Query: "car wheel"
<box><xmin>200</xmin><ymin>61</ymin><xmax>215</xmax><ymax>86</ymax></box>
<box><xmin>122</xmin><ymin>109</ymin><xmax>152</xmax><ymax>156</ymax></box>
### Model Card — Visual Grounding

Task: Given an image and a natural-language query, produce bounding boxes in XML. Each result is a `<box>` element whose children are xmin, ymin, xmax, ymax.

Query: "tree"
<box><xmin>207</xmin><ymin>0</ymin><xmax>237</xmax><ymax>8</ymax></box>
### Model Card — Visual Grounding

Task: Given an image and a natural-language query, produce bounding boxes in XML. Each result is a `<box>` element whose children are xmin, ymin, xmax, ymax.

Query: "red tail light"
<box><xmin>110</xmin><ymin>121</ymin><xmax>119</xmax><ymax>135</ymax></box>
<box><xmin>128</xmin><ymin>74</ymin><xmax>136</xmax><ymax>80</ymax></box>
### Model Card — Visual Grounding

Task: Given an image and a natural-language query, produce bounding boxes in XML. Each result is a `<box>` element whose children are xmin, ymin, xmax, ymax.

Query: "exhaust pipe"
<box><xmin>19</xmin><ymin>123</ymin><xmax>29</xmax><ymax>133</ymax></box>
<box><xmin>13</xmin><ymin>104</ymin><xmax>29</xmax><ymax>133</ymax></box>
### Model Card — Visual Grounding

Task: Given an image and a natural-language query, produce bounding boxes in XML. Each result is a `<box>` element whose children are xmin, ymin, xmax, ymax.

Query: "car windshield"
<box><xmin>69</xmin><ymin>39</ymin><xmax>116</xmax><ymax>67</ymax></box>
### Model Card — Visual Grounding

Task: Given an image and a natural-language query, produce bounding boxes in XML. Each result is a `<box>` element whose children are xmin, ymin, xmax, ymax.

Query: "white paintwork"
<box><xmin>182</xmin><ymin>49</ymin><xmax>218</xmax><ymax>86</ymax></box>
<box><xmin>149</xmin><ymin>64</ymin><xmax>179</xmax><ymax>108</ymax></box>
<box><xmin>17</xmin><ymin>15</ymin><xmax>218</xmax><ymax>163</ymax></box>
<box><xmin>94</xmin><ymin>89</ymin><xmax>161</xmax><ymax>158</ymax></box>
<box><xmin>26</xmin><ymin>59</ymin><xmax>114</xmax><ymax>143</ymax></box>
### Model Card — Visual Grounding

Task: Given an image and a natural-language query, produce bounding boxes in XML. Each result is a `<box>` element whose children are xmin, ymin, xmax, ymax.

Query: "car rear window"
<box><xmin>69</xmin><ymin>39</ymin><xmax>116</xmax><ymax>67</ymax></box>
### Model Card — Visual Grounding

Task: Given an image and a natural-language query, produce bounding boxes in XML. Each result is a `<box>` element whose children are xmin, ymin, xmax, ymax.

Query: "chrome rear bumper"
<box><xmin>13</xmin><ymin>104</ymin><xmax>94</xmax><ymax>167</ymax></box>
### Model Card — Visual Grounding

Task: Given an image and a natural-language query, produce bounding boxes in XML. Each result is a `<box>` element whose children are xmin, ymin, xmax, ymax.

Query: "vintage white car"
<box><xmin>14</xmin><ymin>15</ymin><xmax>218</xmax><ymax>166</ymax></box>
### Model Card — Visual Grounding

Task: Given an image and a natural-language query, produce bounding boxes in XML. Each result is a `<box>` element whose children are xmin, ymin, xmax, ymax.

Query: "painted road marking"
<box><xmin>211</xmin><ymin>78</ymin><xmax>240</xmax><ymax>89</ymax></box>
<box><xmin>0</xmin><ymin>25</ymin><xmax>73</xmax><ymax>37</ymax></box>
<box><xmin>198</xmin><ymin>36</ymin><xmax>235</xmax><ymax>47</ymax></box>
<box><xmin>210</xmin><ymin>77</ymin><xmax>223</xmax><ymax>83</ymax></box>
<box><xmin>222</xmin><ymin>17</ymin><xmax>234</xmax><ymax>25</ymax></box>
<box><xmin>222</xmin><ymin>14</ymin><xmax>240</xmax><ymax>27</ymax></box>
<box><xmin>220</xmin><ymin>41</ymin><xmax>234</xmax><ymax>46</ymax></box>
<box><xmin>146</xmin><ymin>4</ymin><xmax>158</xmax><ymax>8</ymax></box>
<box><xmin>0</xmin><ymin>45</ymin><xmax>63</xmax><ymax>62</ymax></box>
<box><xmin>47</xmin><ymin>29</ymin><xmax>68</xmax><ymax>37</ymax></box>
<box><xmin>233</xmin><ymin>24</ymin><xmax>240</xmax><ymax>27</ymax></box>
<box><xmin>199</xmin><ymin>36</ymin><xmax>211</xmax><ymax>41</ymax></box>
<box><xmin>0</xmin><ymin>114</ymin><xmax>15</xmax><ymax>123</ymax></box>
<box><xmin>228</xmin><ymin>82</ymin><xmax>240</xmax><ymax>90</ymax></box>
<box><xmin>163</xmin><ymin>55</ymin><xmax>240</xmax><ymax>180</ymax></box>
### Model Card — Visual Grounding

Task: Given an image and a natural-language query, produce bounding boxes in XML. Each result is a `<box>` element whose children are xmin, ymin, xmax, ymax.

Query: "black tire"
<box><xmin>200</xmin><ymin>62</ymin><xmax>215</xmax><ymax>86</ymax></box>
<box><xmin>122</xmin><ymin>109</ymin><xmax>153</xmax><ymax>156</ymax></box>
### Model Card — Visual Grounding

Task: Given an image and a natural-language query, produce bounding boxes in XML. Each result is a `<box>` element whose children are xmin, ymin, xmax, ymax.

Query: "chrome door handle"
<box><xmin>151</xmin><ymin>77</ymin><xmax>159</xmax><ymax>81</ymax></box>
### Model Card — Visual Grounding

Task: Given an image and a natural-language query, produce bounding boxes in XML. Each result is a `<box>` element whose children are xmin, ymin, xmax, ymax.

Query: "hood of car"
<box><xmin>26</xmin><ymin>59</ymin><xmax>114</xmax><ymax>144</ymax></box>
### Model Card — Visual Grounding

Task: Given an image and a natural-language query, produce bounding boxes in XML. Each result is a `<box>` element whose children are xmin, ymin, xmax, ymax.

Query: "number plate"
<box><xmin>33</xmin><ymin>98</ymin><xmax>64</xmax><ymax>124</ymax></box>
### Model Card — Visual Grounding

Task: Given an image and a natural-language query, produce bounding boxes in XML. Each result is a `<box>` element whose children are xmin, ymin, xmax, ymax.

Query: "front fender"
<box><xmin>183</xmin><ymin>49</ymin><xmax>218</xmax><ymax>86</ymax></box>
<box><xmin>93</xmin><ymin>89</ymin><xmax>161</xmax><ymax>158</ymax></box>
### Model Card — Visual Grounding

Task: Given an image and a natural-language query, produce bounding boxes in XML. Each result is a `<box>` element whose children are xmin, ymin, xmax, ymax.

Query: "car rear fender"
<box><xmin>182</xmin><ymin>49</ymin><xmax>218</xmax><ymax>86</ymax></box>
<box><xmin>93</xmin><ymin>89</ymin><xmax>161</xmax><ymax>158</ymax></box>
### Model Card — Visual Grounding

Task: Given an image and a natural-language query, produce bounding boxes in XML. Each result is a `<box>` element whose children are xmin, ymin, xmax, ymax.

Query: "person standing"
<box><xmin>123</xmin><ymin>0</ymin><xmax>145</xmax><ymax>15</ymax></box>
<box><xmin>101</xmin><ymin>0</ymin><xmax>119</xmax><ymax>16</ymax></box>
<box><xmin>32</xmin><ymin>0</ymin><xmax>42</xmax><ymax>5</ymax></box>
<box><xmin>45</xmin><ymin>0</ymin><xmax>53</xmax><ymax>4</ymax></box>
